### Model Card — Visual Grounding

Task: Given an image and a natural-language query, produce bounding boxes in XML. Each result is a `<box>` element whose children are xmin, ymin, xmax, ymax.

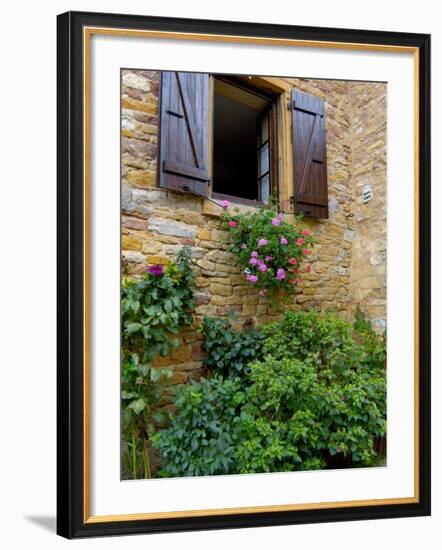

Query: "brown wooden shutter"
<box><xmin>159</xmin><ymin>72</ymin><xmax>210</xmax><ymax>196</ymax></box>
<box><xmin>292</xmin><ymin>89</ymin><xmax>328</xmax><ymax>218</ymax></box>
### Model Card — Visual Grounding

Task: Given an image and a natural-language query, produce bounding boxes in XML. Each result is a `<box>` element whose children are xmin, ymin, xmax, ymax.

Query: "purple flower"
<box><xmin>276</xmin><ymin>268</ymin><xmax>286</xmax><ymax>281</ymax></box>
<box><xmin>271</xmin><ymin>217</ymin><xmax>281</xmax><ymax>227</ymax></box>
<box><xmin>265</xmin><ymin>255</ymin><xmax>273</xmax><ymax>262</ymax></box>
<box><xmin>147</xmin><ymin>264</ymin><xmax>164</xmax><ymax>276</ymax></box>
<box><xmin>258</xmin><ymin>239</ymin><xmax>268</xmax><ymax>247</ymax></box>
<box><xmin>280</xmin><ymin>236</ymin><xmax>288</xmax><ymax>245</ymax></box>
<box><xmin>251</xmin><ymin>251</ymin><xmax>259</xmax><ymax>257</ymax></box>
<box><xmin>221</xmin><ymin>199</ymin><xmax>231</xmax><ymax>209</ymax></box>
<box><xmin>249</xmin><ymin>257</ymin><xmax>259</xmax><ymax>266</ymax></box>
<box><xmin>246</xmin><ymin>274</ymin><xmax>258</xmax><ymax>283</ymax></box>
<box><xmin>258</xmin><ymin>263</ymin><xmax>268</xmax><ymax>272</ymax></box>
<box><xmin>240</xmin><ymin>243</ymin><xmax>247</xmax><ymax>249</ymax></box>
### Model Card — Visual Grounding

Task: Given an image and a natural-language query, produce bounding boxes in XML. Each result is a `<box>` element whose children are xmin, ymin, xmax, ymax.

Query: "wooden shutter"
<box><xmin>159</xmin><ymin>72</ymin><xmax>210</xmax><ymax>196</ymax></box>
<box><xmin>292</xmin><ymin>89</ymin><xmax>328</xmax><ymax>218</ymax></box>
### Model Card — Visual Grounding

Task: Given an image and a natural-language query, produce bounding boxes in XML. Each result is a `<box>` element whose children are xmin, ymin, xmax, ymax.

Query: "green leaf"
<box><xmin>128</xmin><ymin>398</ymin><xmax>146</xmax><ymax>415</ymax></box>
<box><xmin>150</xmin><ymin>368</ymin><xmax>163</xmax><ymax>383</ymax></box>
<box><xmin>126</xmin><ymin>322</ymin><xmax>142</xmax><ymax>334</ymax></box>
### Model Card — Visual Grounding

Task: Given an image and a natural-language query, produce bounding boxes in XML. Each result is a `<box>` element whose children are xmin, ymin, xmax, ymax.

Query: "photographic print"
<box><xmin>120</xmin><ymin>70</ymin><xmax>388</xmax><ymax>480</ymax></box>
<box><xmin>57</xmin><ymin>11</ymin><xmax>430</xmax><ymax>537</ymax></box>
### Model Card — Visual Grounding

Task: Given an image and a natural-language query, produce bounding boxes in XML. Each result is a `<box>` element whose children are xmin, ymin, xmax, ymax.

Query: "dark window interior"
<box><xmin>212</xmin><ymin>78</ymin><xmax>273</xmax><ymax>202</ymax></box>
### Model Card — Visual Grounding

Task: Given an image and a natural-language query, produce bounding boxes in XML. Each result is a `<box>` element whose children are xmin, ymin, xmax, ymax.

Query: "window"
<box><xmin>158</xmin><ymin>71</ymin><xmax>328</xmax><ymax>218</ymax></box>
<box><xmin>212</xmin><ymin>77</ymin><xmax>277</xmax><ymax>204</ymax></box>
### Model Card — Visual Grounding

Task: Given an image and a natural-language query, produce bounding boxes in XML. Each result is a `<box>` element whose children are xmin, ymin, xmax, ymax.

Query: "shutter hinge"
<box><xmin>166</xmin><ymin>109</ymin><xmax>184</xmax><ymax>118</ymax></box>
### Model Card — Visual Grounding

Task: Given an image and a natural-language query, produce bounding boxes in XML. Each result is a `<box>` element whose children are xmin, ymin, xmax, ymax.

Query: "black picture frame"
<box><xmin>57</xmin><ymin>10</ymin><xmax>431</xmax><ymax>539</ymax></box>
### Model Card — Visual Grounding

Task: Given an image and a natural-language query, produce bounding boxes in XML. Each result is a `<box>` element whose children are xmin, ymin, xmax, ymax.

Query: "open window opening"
<box><xmin>212</xmin><ymin>77</ymin><xmax>277</xmax><ymax>204</ymax></box>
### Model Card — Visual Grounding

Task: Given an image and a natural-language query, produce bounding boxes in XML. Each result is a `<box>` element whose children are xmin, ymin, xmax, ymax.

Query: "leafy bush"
<box><xmin>121</xmin><ymin>247</ymin><xmax>196</xmax><ymax>478</ymax></box>
<box><xmin>121</xmin><ymin>357</ymin><xmax>171</xmax><ymax>479</ymax></box>
<box><xmin>235</xmin><ymin>358</ymin><xmax>326</xmax><ymax>473</ymax></box>
<box><xmin>235</xmin><ymin>354</ymin><xmax>386</xmax><ymax>473</ymax></box>
<box><xmin>122</xmin><ymin>247</ymin><xmax>196</xmax><ymax>366</ymax></box>
<box><xmin>152</xmin><ymin>310</ymin><xmax>386</xmax><ymax>477</ymax></box>
<box><xmin>221</xmin><ymin>199</ymin><xmax>314</xmax><ymax>300</ymax></box>
<box><xmin>200</xmin><ymin>316</ymin><xmax>265</xmax><ymax>379</ymax></box>
<box><xmin>151</xmin><ymin>377</ymin><xmax>245</xmax><ymax>477</ymax></box>
<box><xmin>262</xmin><ymin>310</ymin><xmax>386</xmax><ymax>373</ymax></box>
<box><xmin>353</xmin><ymin>309</ymin><xmax>387</xmax><ymax>370</ymax></box>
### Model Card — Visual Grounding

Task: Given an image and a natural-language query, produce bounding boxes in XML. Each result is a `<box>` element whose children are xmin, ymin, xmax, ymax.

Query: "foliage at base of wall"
<box><xmin>152</xmin><ymin>310</ymin><xmax>386</xmax><ymax>477</ymax></box>
<box><xmin>200</xmin><ymin>316</ymin><xmax>265</xmax><ymax>379</ymax></box>
<box><xmin>121</xmin><ymin>248</ymin><xmax>196</xmax><ymax>479</ymax></box>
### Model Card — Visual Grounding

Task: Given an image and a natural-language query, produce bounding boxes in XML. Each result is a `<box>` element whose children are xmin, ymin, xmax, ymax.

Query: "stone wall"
<box><xmin>121</xmin><ymin>69</ymin><xmax>387</xmax><ymax>383</ymax></box>
<box><xmin>348</xmin><ymin>83</ymin><xmax>387</xmax><ymax>331</ymax></box>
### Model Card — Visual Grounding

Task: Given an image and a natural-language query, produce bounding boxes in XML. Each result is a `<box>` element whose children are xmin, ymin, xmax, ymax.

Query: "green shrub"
<box><xmin>200</xmin><ymin>316</ymin><xmax>265</xmax><ymax>379</ymax></box>
<box><xmin>235</xmin><ymin>358</ymin><xmax>326</xmax><ymax>473</ymax></box>
<box><xmin>121</xmin><ymin>356</ymin><xmax>171</xmax><ymax>479</ymax></box>
<box><xmin>262</xmin><ymin>309</ymin><xmax>386</xmax><ymax>378</ymax></box>
<box><xmin>353</xmin><ymin>309</ymin><xmax>387</xmax><ymax>370</ymax></box>
<box><xmin>121</xmin><ymin>247</ymin><xmax>196</xmax><ymax>479</ymax></box>
<box><xmin>235</xmin><ymin>354</ymin><xmax>386</xmax><ymax>473</ymax></box>
<box><xmin>151</xmin><ymin>377</ymin><xmax>245</xmax><ymax>477</ymax></box>
<box><xmin>122</xmin><ymin>247</ymin><xmax>196</xmax><ymax>366</ymax></box>
<box><xmin>152</xmin><ymin>310</ymin><xmax>386</xmax><ymax>477</ymax></box>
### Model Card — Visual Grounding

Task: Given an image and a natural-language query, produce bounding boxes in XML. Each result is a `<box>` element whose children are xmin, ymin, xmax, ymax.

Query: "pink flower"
<box><xmin>294</xmin><ymin>277</ymin><xmax>302</xmax><ymax>284</ymax></box>
<box><xmin>249</xmin><ymin>257</ymin><xmax>259</xmax><ymax>266</ymax></box>
<box><xmin>306</xmin><ymin>264</ymin><xmax>312</xmax><ymax>273</ymax></box>
<box><xmin>280</xmin><ymin>236</ymin><xmax>288</xmax><ymax>245</ymax></box>
<box><xmin>271</xmin><ymin>217</ymin><xmax>281</xmax><ymax>227</ymax></box>
<box><xmin>240</xmin><ymin>243</ymin><xmax>247</xmax><ymax>249</ymax></box>
<box><xmin>228</xmin><ymin>220</ymin><xmax>237</xmax><ymax>228</ymax></box>
<box><xmin>147</xmin><ymin>264</ymin><xmax>164</xmax><ymax>276</ymax></box>
<box><xmin>265</xmin><ymin>255</ymin><xmax>273</xmax><ymax>262</ymax></box>
<box><xmin>289</xmin><ymin>257</ymin><xmax>297</xmax><ymax>265</ymax></box>
<box><xmin>258</xmin><ymin>263</ymin><xmax>268</xmax><ymax>272</ymax></box>
<box><xmin>251</xmin><ymin>251</ymin><xmax>258</xmax><ymax>257</ymax></box>
<box><xmin>303</xmin><ymin>248</ymin><xmax>311</xmax><ymax>255</ymax></box>
<box><xmin>276</xmin><ymin>268</ymin><xmax>286</xmax><ymax>281</ymax></box>
<box><xmin>247</xmin><ymin>274</ymin><xmax>258</xmax><ymax>283</ymax></box>
<box><xmin>221</xmin><ymin>199</ymin><xmax>231</xmax><ymax>209</ymax></box>
<box><xmin>301</xmin><ymin>229</ymin><xmax>311</xmax><ymax>236</ymax></box>
<box><xmin>258</xmin><ymin>239</ymin><xmax>268</xmax><ymax>247</ymax></box>
<box><xmin>296</xmin><ymin>237</ymin><xmax>305</xmax><ymax>245</ymax></box>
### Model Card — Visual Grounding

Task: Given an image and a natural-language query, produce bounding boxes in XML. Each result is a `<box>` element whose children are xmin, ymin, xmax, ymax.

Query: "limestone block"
<box><xmin>148</xmin><ymin>217</ymin><xmax>197</xmax><ymax>239</ymax></box>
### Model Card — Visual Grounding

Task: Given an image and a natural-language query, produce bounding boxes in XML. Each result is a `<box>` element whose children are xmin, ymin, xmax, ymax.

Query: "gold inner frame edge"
<box><xmin>82</xmin><ymin>26</ymin><xmax>420</xmax><ymax>524</ymax></box>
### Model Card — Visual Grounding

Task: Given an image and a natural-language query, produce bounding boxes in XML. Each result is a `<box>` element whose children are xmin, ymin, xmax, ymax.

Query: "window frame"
<box><xmin>209</xmin><ymin>75</ymin><xmax>280</xmax><ymax>207</ymax></box>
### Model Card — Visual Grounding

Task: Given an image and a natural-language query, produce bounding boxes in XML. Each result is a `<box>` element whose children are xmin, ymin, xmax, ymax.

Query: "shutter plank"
<box><xmin>159</xmin><ymin>71</ymin><xmax>210</xmax><ymax>196</ymax></box>
<box><xmin>163</xmin><ymin>160</ymin><xmax>209</xmax><ymax>182</ymax></box>
<box><xmin>176</xmin><ymin>73</ymin><xmax>202</xmax><ymax>168</ymax></box>
<box><xmin>292</xmin><ymin>89</ymin><xmax>328</xmax><ymax>219</ymax></box>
